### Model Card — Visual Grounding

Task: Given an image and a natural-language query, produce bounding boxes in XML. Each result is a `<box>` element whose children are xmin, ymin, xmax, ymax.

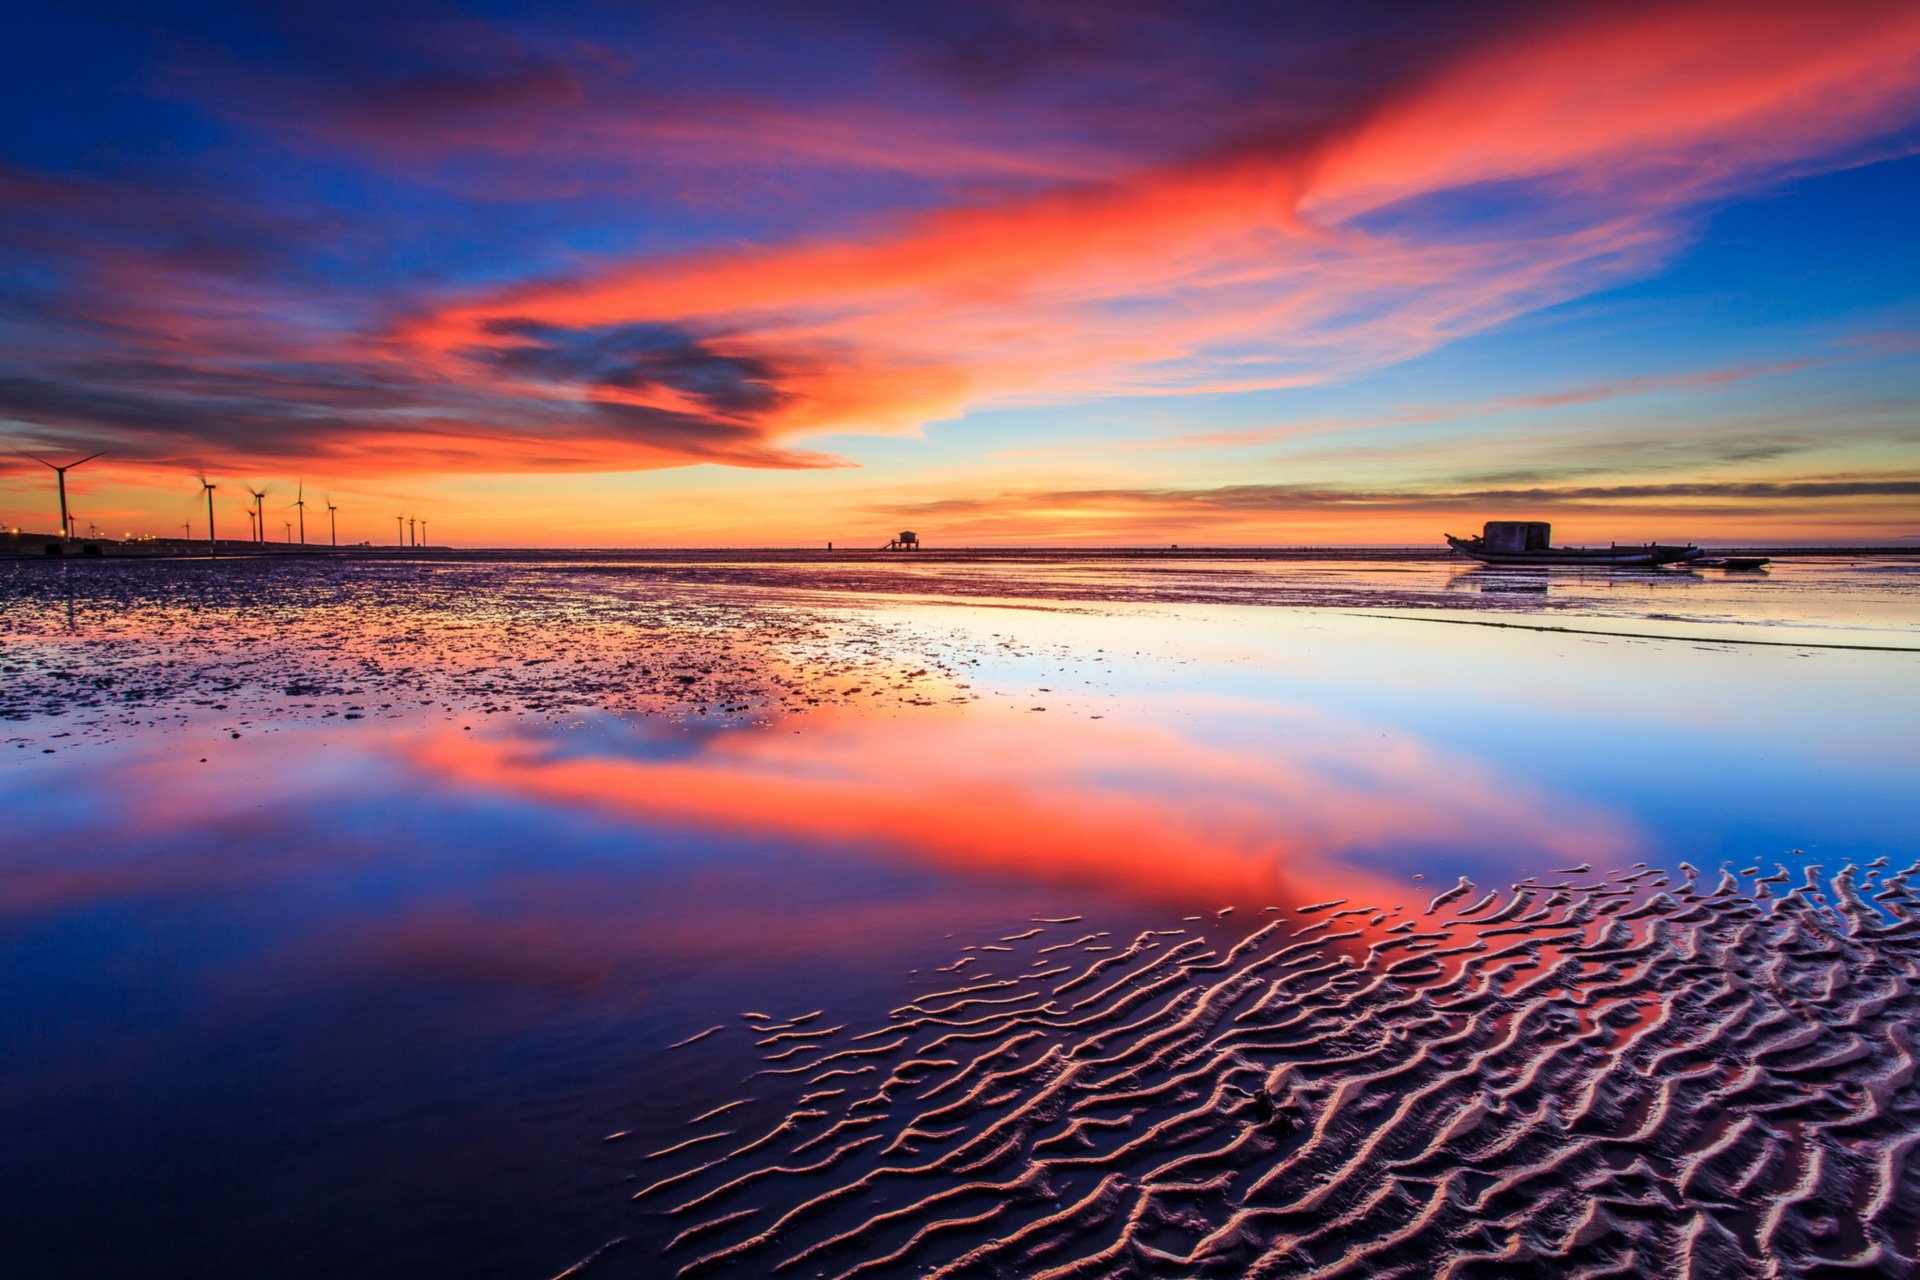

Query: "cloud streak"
<box><xmin>859</xmin><ymin>474</ymin><xmax>1920</xmax><ymax>544</ymax></box>
<box><xmin>883</xmin><ymin>477</ymin><xmax>1920</xmax><ymax>514</ymax></box>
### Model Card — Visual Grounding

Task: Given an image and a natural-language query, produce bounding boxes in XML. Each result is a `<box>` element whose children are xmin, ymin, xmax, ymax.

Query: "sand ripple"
<box><xmin>614</xmin><ymin>861</ymin><xmax>1920</xmax><ymax>1277</ymax></box>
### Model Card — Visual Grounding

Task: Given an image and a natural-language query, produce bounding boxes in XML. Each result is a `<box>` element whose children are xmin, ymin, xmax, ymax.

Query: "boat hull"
<box><xmin>1445</xmin><ymin>535</ymin><xmax>1695</xmax><ymax>567</ymax></box>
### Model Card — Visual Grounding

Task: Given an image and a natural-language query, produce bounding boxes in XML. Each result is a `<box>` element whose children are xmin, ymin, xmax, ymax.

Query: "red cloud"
<box><xmin>402</xmin><ymin>1</ymin><xmax>1920</xmax><ymax>466</ymax></box>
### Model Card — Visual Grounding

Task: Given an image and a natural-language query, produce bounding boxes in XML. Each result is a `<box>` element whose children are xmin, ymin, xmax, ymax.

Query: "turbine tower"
<box><xmin>396</xmin><ymin>515</ymin><xmax>404</xmax><ymax>547</ymax></box>
<box><xmin>23</xmin><ymin>451</ymin><xmax>102</xmax><ymax>540</ymax></box>
<box><xmin>408</xmin><ymin>516</ymin><xmax>417</xmax><ymax>547</ymax></box>
<box><xmin>326</xmin><ymin>496</ymin><xmax>338</xmax><ymax>547</ymax></box>
<box><xmin>247</xmin><ymin>486</ymin><xmax>268</xmax><ymax>544</ymax></box>
<box><xmin>419</xmin><ymin>518</ymin><xmax>428</xmax><ymax>547</ymax></box>
<box><xmin>292</xmin><ymin>480</ymin><xmax>307</xmax><ymax>545</ymax></box>
<box><xmin>200</xmin><ymin>479</ymin><xmax>218</xmax><ymax>555</ymax></box>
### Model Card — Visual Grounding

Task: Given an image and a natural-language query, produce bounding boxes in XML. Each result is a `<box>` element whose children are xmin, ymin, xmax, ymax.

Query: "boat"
<box><xmin>1444</xmin><ymin>521</ymin><xmax>1700</xmax><ymax>567</ymax></box>
<box><xmin>1690</xmin><ymin>556</ymin><xmax>1772</xmax><ymax>571</ymax></box>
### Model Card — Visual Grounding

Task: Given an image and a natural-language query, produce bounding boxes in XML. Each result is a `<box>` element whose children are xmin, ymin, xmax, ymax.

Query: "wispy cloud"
<box><xmin>855</xmin><ymin>475</ymin><xmax>1920</xmax><ymax>546</ymax></box>
<box><xmin>879</xmin><ymin>477</ymin><xmax>1920</xmax><ymax>515</ymax></box>
<box><xmin>1164</xmin><ymin>361</ymin><xmax>1819</xmax><ymax>450</ymax></box>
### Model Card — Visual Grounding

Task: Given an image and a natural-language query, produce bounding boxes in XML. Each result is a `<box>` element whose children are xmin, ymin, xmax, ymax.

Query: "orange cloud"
<box><xmin>406</xmin><ymin>1</ymin><xmax>1920</xmax><ymax>455</ymax></box>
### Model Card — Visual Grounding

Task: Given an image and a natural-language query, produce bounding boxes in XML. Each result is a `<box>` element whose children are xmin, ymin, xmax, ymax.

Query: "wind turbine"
<box><xmin>396</xmin><ymin>515</ymin><xmax>404</xmax><ymax>547</ymax></box>
<box><xmin>419</xmin><ymin>518</ymin><xmax>428</xmax><ymax>547</ymax></box>
<box><xmin>200</xmin><ymin>478</ymin><xmax>218</xmax><ymax>555</ymax></box>
<box><xmin>408</xmin><ymin>516</ymin><xmax>417</xmax><ymax>547</ymax></box>
<box><xmin>325</xmin><ymin>495</ymin><xmax>338</xmax><ymax>547</ymax></box>
<box><xmin>247</xmin><ymin>485</ymin><xmax>268</xmax><ymax>544</ymax></box>
<box><xmin>292</xmin><ymin>480</ymin><xmax>307</xmax><ymax>545</ymax></box>
<box><xmin>22</xmin><ymin>451</ymin><xmax>102</xmax><ymax>540</ymax></box>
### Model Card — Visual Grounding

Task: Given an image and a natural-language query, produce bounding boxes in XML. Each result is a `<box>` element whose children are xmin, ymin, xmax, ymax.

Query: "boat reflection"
<box><xmin>1444</xmin><ymin>565</ymin><xmax>1705</xmax><ymax>596</ymax></box>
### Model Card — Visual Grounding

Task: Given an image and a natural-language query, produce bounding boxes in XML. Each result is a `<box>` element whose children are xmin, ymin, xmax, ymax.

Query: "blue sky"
<box><xmin>2</xmin><ymin>0</ymin><xmax>1917</xmax><ymax>543</ymax></box>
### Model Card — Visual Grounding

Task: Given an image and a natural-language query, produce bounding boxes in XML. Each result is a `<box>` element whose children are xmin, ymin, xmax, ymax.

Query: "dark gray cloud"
<box><xmin>878</xmin><ymin>477</ymin><xmax>1920</xmax><ymax>518</ymax></box>
<box><xmin>476</xmin><ymin>320</ymin><xmax>789</xmax><ymax>418</ymax></box>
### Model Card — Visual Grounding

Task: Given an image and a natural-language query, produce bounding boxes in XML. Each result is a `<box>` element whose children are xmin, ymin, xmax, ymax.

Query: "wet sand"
<box><xmin>2</xmin><ymin>555</ymin><xmax>1915</xmax><ymax>1279</ymax></box>
<box><xmin>2</xmin><ymin>557</ymin><xmax>990</xmax><ymax>747</ymax></box>
<box><xmin>604</xmin><ymin>862</ymin><xmax>1920</xmax><ymax>1278</ymax></box>
<box><xmin>6</xmin><ymin>555</ymin><xmax>1914</xmax><ymax>748</ymax></box>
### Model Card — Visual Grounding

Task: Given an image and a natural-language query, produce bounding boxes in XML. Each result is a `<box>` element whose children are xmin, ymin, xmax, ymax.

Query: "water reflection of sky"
<box><xmin>1</xmin><ymin>597</ymin><xmax>1915</xmax><ymax>1278</ymax></box>
<box><xmin>596</xmin><ymin>554</ymin><xmax>1920</xmax><ymax>635</ymax></box>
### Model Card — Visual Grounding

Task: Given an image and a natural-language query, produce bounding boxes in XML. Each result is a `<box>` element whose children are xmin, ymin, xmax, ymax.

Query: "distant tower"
<box><xmin>25</xmin><ymin>451</ymin><xmax>102</xmax><ymax>540</ymax></box>
<box><xmin>201</xmin><ymin>480</ymin><xmax>218</xmax><ymax>555</ymax></box>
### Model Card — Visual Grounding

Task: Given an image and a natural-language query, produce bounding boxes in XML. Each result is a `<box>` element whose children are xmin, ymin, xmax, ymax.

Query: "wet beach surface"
<box><xmin>2</xmin><ymin>556</ymin><xmax>1917</xmax><ymax>1278</ymax></box>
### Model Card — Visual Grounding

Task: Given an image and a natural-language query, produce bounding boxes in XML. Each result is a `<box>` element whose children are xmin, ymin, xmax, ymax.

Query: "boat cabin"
<box><xmin>1481</xmin><ymin>521</ymin><xmax>1551</xmax><ymax>554</ymax></box>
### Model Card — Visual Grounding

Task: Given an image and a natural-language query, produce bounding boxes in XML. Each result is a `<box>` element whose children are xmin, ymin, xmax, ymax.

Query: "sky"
<box><xmin>1</xmin><ymin>0</ymin><xmax>1917</xmax><ymax>546</ymax></box>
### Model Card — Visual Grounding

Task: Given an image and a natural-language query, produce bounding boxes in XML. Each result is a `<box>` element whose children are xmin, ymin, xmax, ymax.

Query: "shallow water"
<box><xmin>1</xmin><ymin>557</ymin><xmax>1916</xmax><ymax>1278</ymax></box>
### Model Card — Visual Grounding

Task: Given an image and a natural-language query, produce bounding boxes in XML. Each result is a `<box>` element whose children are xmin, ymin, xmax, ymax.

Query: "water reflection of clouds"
<box><xmin>7</xmin><ymin>566</ymin><xmax>1916</xmax><ymax>1280</ymax></box>
<box><xmin>20</xmin><ymin>693</ymin><xmax>1602</xmax><ymax>1018</ymax></box>
<box><xmin>13</xmin><ymin>579</ymin><xmax>1914</xmax><ymax>948</ymax></box>
<box><xmin>413</xmin><ymin>700</ymin><xmax>1633</xmax><ymax>909</ymax></box>
<box><xmin>1</xmin><ymin>718</ymin><xmax>1124</xmax><ymax>1003</ymax></box>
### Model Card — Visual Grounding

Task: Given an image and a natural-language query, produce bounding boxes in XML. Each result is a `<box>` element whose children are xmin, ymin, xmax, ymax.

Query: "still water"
<box><xmin>1</xmin><ymin>558</ymin><xmax>1915</xmax><ymax>1277</ymax></box>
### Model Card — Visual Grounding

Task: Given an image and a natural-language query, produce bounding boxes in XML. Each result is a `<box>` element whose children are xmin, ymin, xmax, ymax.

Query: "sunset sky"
<box><xmin>2</xmin><ymin>0</ymin><xmax>1918</xmax><ymax>545</ymax></box>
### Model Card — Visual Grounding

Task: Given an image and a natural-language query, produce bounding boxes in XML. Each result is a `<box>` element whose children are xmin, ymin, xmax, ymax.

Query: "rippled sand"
<box><xmin>592</xmin><ymin>862</ymin><xmax>1920</xmax><ymax>1279</ymax></box>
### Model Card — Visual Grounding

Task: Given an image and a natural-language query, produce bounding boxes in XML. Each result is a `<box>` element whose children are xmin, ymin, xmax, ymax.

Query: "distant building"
<box><xmin>1481</xmin><ymin>521</ymin><xmax>1551</xmax><ymax>554</ymax></box>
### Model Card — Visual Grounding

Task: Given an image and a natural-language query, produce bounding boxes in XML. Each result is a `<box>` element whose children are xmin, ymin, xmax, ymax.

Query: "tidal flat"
<box><xmin>3</xmin><ymin>555</ymin><xmax>1918</xmax><ymax>1279</ymax></box>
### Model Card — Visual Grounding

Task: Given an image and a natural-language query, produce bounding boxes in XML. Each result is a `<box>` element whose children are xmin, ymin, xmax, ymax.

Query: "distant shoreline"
<box><xmin>3</xmin><ymin>537</ymin><xmax>1917</xmax><ymax>564</ymax></box>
